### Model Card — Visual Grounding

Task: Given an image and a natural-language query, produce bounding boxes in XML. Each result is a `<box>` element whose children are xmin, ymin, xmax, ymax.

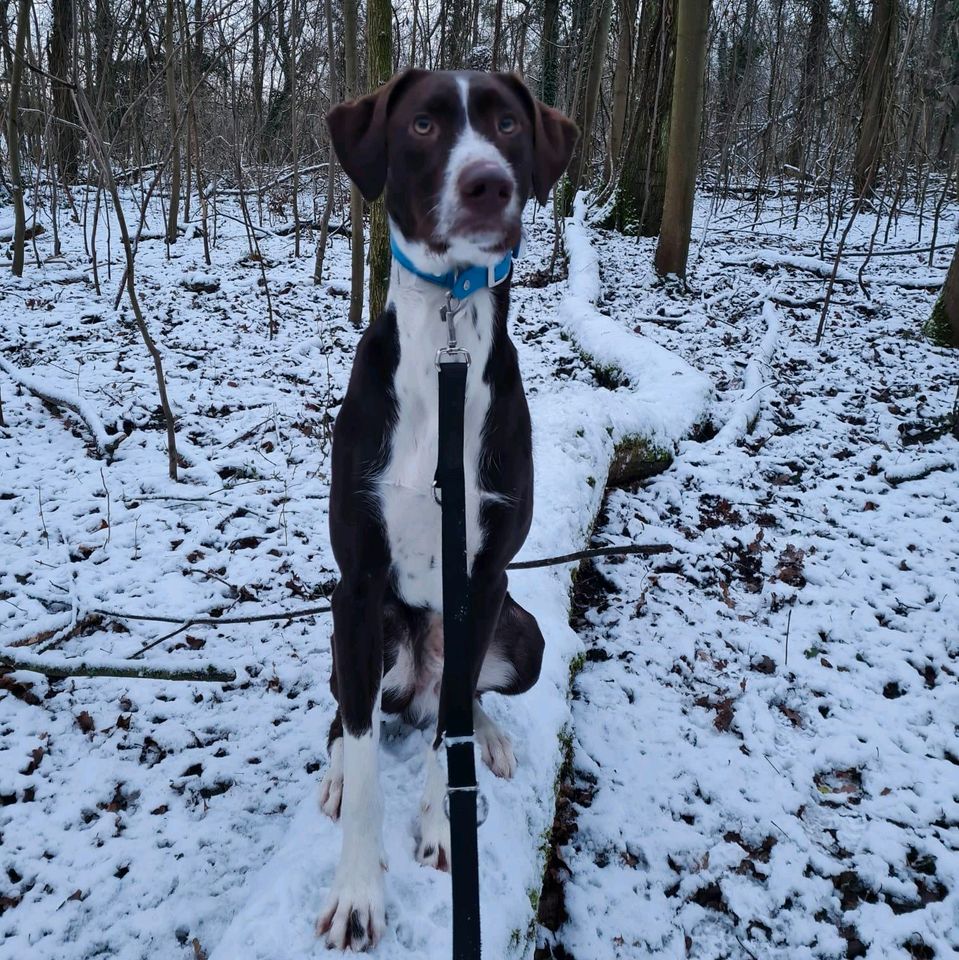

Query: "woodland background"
<box><xmin>1</xmin><ymin>2</ymin><xmax>959</xmax><ymax>959</ymax></box>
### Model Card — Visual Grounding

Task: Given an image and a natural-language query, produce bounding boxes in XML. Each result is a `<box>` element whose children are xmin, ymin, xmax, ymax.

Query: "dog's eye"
<box><xmin>498</xmin><ymin>115</ymin><xmax>517</xmax><ymax>134</ymax></box>
<box><xmin>412</xmin><ymin>115</ymin><xmax>434</xmax><ymax>135</ymax></box>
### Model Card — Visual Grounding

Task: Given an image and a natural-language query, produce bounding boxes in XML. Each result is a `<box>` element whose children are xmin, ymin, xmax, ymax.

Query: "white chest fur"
<box><xmin>378</xmin><ymin>268</ymin><xmax>495</xmax><ymax>611</ymax></box>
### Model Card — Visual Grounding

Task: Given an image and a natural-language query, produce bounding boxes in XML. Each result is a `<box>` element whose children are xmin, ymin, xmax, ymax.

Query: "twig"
<box><xmin>0</xmin><ymin>649</ymin><xmax>235</xmax><ymax>682</ymax></box>
<box><xmin>90</xmin><ymin>543</ymin><xmax>674</xmax><ymax>640</ymax></box>
<box><xmin>506</xmin><ymin>543</ymin><xmax>672</xmax><ymax>569</ymax></box>
<box><xmin>93</xmin><ymin>603</ymin><xmax>333</xmax><ymax>627</ymax></box>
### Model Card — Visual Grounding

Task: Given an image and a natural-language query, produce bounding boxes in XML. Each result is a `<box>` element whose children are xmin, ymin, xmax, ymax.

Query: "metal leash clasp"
<box><xmin>436</xmin><ymin>291</ymin><xmax>471</xmax><ymax>369</ymax></box>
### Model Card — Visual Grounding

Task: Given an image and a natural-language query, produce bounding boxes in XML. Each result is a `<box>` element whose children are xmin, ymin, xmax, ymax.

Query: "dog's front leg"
<box><xmin>318</xmin><ymin>573</ymin><xmax>388</xmax><ymax>951</ymax></box>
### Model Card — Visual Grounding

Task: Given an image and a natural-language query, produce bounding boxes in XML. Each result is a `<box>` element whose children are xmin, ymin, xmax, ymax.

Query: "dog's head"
<box><xmin>327</xmin><ymin>70</ymin><xmax>578</xmax><ymax>270</ymax></box>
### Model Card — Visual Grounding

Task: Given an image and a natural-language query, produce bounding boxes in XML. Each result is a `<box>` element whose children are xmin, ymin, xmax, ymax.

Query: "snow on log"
<box><xmin>562</xmin><ymin>193</ymin><xmax>714</xmax><ymax>448</ymax></box>
<box><xmin>0</xmin><ymin>648</ymin><xmax>236</xmax><ymax>683</ymax></box>
<box><xmin>701</xmin><ymin>298</ymin><xmax>780</xmax><ymax>450</ymax></box>
<box><xmin>0</xmin><ymin>354</ymin><xmax>112</xmax><ymax>456</ymax></box>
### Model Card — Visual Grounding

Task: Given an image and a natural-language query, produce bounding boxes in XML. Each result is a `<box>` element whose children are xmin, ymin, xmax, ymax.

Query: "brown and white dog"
<box><xmin>319</xmin><ymin>70</ymin><xmax>577</xmax><ymax>950</ymax></box>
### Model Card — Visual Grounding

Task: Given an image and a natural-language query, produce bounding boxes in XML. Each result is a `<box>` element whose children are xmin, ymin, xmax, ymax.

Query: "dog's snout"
<box><xmin>458</xmin><ymin>162</ymin><xmax>513</xmax><ymax>215</ymax></box>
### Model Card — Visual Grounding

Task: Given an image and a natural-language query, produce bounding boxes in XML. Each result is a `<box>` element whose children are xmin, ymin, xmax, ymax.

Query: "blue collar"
<box><xmin>389</xmin><ymin>233</ymin><xmax>519</xmax><ymax>301</ymax></box>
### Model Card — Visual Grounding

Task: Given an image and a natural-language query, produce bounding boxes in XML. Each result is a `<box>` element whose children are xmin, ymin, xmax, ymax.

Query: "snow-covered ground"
<box><xmin>0</xmin><ymin>183</ymin><xmax>956</xmax><ymax>960</ymax></box>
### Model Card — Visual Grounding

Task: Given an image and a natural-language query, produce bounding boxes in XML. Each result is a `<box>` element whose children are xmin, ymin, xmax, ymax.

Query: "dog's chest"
<box><xmin>379</xmin><ymin>287</ymin><xmax>494</xmax><ymax>611</ymax></box>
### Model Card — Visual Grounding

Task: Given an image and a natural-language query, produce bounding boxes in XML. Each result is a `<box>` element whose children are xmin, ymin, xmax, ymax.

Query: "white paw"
<box><xmin>319</xmin><ymin>738</ymin><xmax>344</xmax><ymax>821</ymax></box>
<box><xmin>475</xmin><ymin>710</ymin><xmax>516</xmax><ymax>779</ymax></box>
<box><xmin>416</xmin><ymin>793</ymin><xmax>452</xmax><ymax>871</ymax></box>
<box><xmin>317</xmin><ymin>862</ymin><xmax>386</xmax><ymax>952</ymax></box>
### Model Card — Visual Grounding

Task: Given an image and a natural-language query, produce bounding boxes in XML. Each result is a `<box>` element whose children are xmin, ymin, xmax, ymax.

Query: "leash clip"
<box><xmin>436</xmin><ymin>292</ymin><xmax>471</xmax><ymax>369</ymax></box>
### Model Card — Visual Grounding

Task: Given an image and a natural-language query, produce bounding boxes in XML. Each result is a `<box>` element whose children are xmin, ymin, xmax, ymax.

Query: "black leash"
<box><xmin>435</xmin><ymin>294</ymin><xmax>482</xmax><ymax>960</ymax></box>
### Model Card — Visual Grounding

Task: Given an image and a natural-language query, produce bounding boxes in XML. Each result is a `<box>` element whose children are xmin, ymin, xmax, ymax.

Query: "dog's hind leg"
<box><xmin>478</xmin><ymin>592</ymin><xmax>545</xmax><ymax>696</ymax></box>
<box><xmin>473</xmin><ymin>699</ymin><xmax>517</xmax><ymax>779</ymax></box>
<box><xmin>471</xmin><ymin>592</ymin><xmax>545</xmax><ymax>779</ymax></box>
<box><xmin>416</xmin><ymin>743</ymin><xmax>452</xmax><ymax>871</ymax></box>
<box><xmin>319</xmin><ymin>711</ymin><xmax>344</xmax><ymax>820</ymax></box>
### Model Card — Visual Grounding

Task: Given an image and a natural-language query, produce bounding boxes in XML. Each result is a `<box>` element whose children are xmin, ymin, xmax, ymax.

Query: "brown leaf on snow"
<box><xmin>0</xmin><ymin>673</ymin><xmax>42</xmax><ymax>706</ymax></box>
<box><xmin>75</xmin><ymin>711</ymin><xmax>94</xmax><ymax>734</ymax></box>
<box><xmin>775</xmin><ymin>544</ymin><xmax>806</xmax><ymax>587</ymax></box>
<box><xmin>20</xmin><ymin>747</ymin><xmax>44</xmax><ymax>775</ymax></box>
<box><xmin>695</xmin><ymin>694</ymin><xmax>736</xmax><ymax>733</ymax></box>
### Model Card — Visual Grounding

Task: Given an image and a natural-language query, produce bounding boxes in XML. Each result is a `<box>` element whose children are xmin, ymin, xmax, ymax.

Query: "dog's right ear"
<box><xmin>326</xmin><ymin>70</ymin><xmax>423</xmax><ymax>202</ymax></box>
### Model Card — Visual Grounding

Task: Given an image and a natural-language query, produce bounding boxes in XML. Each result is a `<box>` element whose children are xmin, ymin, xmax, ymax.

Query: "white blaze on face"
<box><xmin>433</xmin><ymin>76</ymin><xmax>519</xmax><ymax>266</ymax></box>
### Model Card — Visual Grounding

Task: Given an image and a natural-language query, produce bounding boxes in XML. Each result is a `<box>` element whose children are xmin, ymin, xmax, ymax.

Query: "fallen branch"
<box><xmin>0</xmin><ymin>648</ymin><xmax>236</xmax><ymax>682</ymax></box>
<box><xmin>89</xmin><ymin>542</ymin><xmax>675</xmax><ymax>638</ymax></box>
<box><xmin>507</xmin><ymin>543</ymin><xmax>672</xmax><ymax>569</ymax></box>
<box><xmin>0</xmin><ymin>354</ymin><xmax>113</xmax><ymax>457</ymax></box>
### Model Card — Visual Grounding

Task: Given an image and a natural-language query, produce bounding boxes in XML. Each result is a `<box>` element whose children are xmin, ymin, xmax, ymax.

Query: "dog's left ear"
<box><xmin>502</xmin><ymin>73</ymin><xmax>579</xmax><ymax>206</ymax></box>
<box><xmin>326</xmin><ymin>70</ymin><xmax>423</xmax><ymax>202</ymax></box>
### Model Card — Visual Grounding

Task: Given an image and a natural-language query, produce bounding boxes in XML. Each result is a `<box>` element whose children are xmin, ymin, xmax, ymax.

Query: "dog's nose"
<box><xmin>458</xmin><ymin>162</ymin><xmax>513</xmax><ymax>215</ymax></box>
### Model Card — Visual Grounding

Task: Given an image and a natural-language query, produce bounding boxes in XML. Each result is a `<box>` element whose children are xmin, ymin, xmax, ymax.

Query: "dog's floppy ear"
<box><xmin>502</xmin><ymin>73</ymin><xmax>579</xmax><ymax>206</ymax></box>
<box><xmin>326</xmin><ymin>70</ymin><xmax>423</xmax><ymax>202</ymax></box>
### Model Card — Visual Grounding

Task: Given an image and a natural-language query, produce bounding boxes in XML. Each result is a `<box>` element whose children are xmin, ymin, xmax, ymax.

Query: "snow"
<box><xmin>1</xmin><ymin>180</ymin><xmax>957</xmax><ymax>960</ymax></box>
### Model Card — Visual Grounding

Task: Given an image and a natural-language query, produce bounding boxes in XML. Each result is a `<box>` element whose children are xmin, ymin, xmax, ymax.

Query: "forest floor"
<box><xmin>0</xmin><ymin>185</ymin><xmax>957</xmax><ymax>960</ymax></box>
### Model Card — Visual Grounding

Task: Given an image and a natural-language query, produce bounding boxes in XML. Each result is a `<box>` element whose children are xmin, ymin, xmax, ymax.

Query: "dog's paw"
<box><xmin>416</xmin><ymin>795</ymin><xmax>451</xmax><ymax>872</ymax></box>
<box><xmin>319</xmin><ymin>739</ymin><xmax>344</xmax><ymax>821</ymax></box>
<box><xmin>317</xmin><ymin>863</ymin><xmax>386</xmax><ymax>952</ymax></box>
<box><xmin>475</xmin><ymin>714</ymin><xmax>516</xmax><ymax>779</ymax></box>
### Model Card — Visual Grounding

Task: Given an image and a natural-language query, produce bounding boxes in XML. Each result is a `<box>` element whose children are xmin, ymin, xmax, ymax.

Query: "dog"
<box><xmin>318</xmin><ymin>69</ymin><xmax>577</xmax><ymax>950</ymax></box>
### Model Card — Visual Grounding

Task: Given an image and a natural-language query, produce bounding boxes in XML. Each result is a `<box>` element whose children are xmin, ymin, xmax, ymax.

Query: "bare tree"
<box><xmin>541</xmin><ymin>0</ymin><xmax>560</xmax><ymax>105</ymax></box>
<box><xmin>7</xmin><ymin>0</ymin><xmax>30</xmax><ymax>277</ymax></box>
<box><xmin>566</xmin><ymin>0</ymin><xmax>613</xmax><ymax>203</ymax></box>
<box><xmin>608</xmin><ymin>0</ymin><xmax>675</xmax><ymax>234</ymax></box>
<box><xmin>609</xmin><ymin>0</ymin><xmax>639</xmax><ymax>168</ymax></box>
<box><xmin>48</xmin><ymin>0</ymin><xmax>80</xmax><ymax>182</ymax></box>
<box><xmin>654</xmin><ymin>0</ymin><xmax>710</xmax><ymax>278</ymax></box>
<box><xmin>367</xmin><ymin>0</ymin><xmax>393</xmax><ymax>318</ymax></box>
<box><xmin>164</xmin><ymin>0</ymin><xmax>182</xmax><ymax>243</ymax></box>
<box><xmin>853</xmin><ymin>0</ymin><xmax>898</xmax><ymax>197</ymax></box>
<box><xmin>343</xmin><ymin>0</ymin><xmax>365</xmax><ymax>327</ymax></box>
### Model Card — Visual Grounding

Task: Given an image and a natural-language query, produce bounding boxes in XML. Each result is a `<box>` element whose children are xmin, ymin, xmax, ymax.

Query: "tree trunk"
<box><xmin>925</xmin><ymin>241</ymin><xmax>959</xmax><ymax>347</ymax></box>
<box><xmin>164</xmin><ymin>0</ymin><xmax>181</xmax><ymax>244</ymax></box>
<box><xmin>343</xmin><ymin>0</ymin><xmax>364</xmax><ymax>328</ymax></box>
<box><xmin>48</xmin><ymin>0</ymin><xmax>80</xmax><ymax>182</ymax></box>
<box><xmin>441</xmin><ymin>0</ymin><xmax>470</xmax><ymax>68</ymax></box>
<box><xmin>314</xmin><ymin>0</ymin><xmax>337</xmax><ymax>283</ymax></box>
<box><xmin>788</xmin><ymin>0</ymin><xmax>829</xmax><ymax>174</ymax></box>
<box><xmin>922</xmin><ymin>0</ymin><xmax>958</xmax><ymax>163</ymax></box>
<box><xmin>609</xmin><ymin>0</ymin><xmax>639</xmax><ymax>168</ymax></box>
<box><xmin>7</xmin><ymin>0</ymin><xmax>29</xmax><ymax>277</ymax></box>
<box><xmin>367</xmin><ymin>0</ymin><xmax>393</xmax><ymax>319</ymax></box>
<box><xmin>654</xmin><ymin>0</ymin><xmax>710</xmax><ymax>279</ymax></box>
<box><xmin>491</xmin><ymin>0</ymin><xmax>505</xmax><ymax>70</ymax></box>
<box><xmin>608</xmin><ymin>0</ymin><xmax>675</xmax><ymax>235</ymax></box>
<box><xmin>541</xmin><ymin>0</ymin><xmax>560</xmax><ymax>105</ymax></box>
<box><xmin>252</xmin><ymin>0</ymin><xmax>263</xmax><ymax>157</ymax></box>
<box><xmin>566</xmin><ymin>0</ymin><xmax>613</xmax><ymax>200</ymax></box>
<box><xmin>853</xmin><ymin>0</ymin><xmax>898</xmax><ymax>197</ymax></box>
